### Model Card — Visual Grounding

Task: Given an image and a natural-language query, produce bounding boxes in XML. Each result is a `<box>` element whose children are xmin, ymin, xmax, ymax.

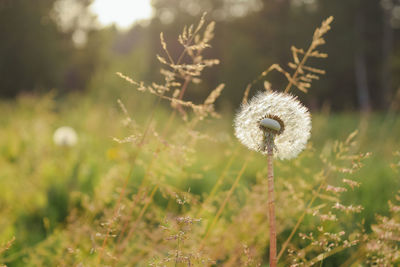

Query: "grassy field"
<box><xmin>1</xmin><ymin>15</ymin><xmax>399</xmax><ymax>267</ymax></box>
<box><xmin>0</xmin><ymin>91</ymin><xmax>399</xmax><ymax>266</ymax></box>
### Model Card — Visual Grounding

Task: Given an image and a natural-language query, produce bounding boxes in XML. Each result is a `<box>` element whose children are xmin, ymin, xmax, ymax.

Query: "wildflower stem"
<box><xmin>266</xmin><ymin>133</ymin><xmax>277</xmax><ymax>267</ymax></box>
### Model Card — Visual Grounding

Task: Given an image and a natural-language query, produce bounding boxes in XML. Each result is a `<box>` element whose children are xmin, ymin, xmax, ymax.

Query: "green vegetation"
<box><xmin>1</xmin><ymin>2</ymin><xmax>400</xmax><ymax>266</ymax></box>
<box><xmin>0</xmin><ymin>90</ymin><xmax>399</xmax><ymax>266</ymax></box>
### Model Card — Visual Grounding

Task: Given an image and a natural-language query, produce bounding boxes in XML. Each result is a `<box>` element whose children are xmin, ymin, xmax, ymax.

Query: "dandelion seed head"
<box><xmin>234</xmin><ymin>91</ymin><xmax>311</xmax><ymax>160</ymax></box>
<box><xmin>53</xmin><ymin>126</ymin><xmax>78</xmax><ymax>147</ymax></box>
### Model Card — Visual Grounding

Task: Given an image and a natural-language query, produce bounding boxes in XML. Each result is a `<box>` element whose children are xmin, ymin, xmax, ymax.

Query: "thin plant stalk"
<box><xmin>116</xmin><ymin>185</ymin><xmax>158</xmax><ymax>255</ymax></box>
<box><xmin>338</xmin><ymin>245</ymin><xmax>366</xmax><ymax>267</ymax></box>
<box><xmin>113</xmin><ymin>58</ymin><xmax>194</xmax><ymax>256</ymax></box>
<box><xmin>175</xmin><ymin>238</ymin><xmax>180</xmax><ymax>267</ymax></box>
<box><xmin>277</xmin><ymin>182</ymin><xmax>325</xmax><ymax>261</ymax></box>
<box><xmin>207</xmin><ymin>146</ymin><xmax>239</xmax><ymax>200</ymax></box>
<box><xmin>199</xmin><ymin>156</ymin><xmax>250</xmax><ymax>250</ymax></box>
<box><xmin>97</xmin><ymin>97</ymin><xmax>161</xmax><ymax>264</ymax></box>
<box><xmin>266</xmin><ymin>134</ymin><xmax>277</xmax><ymax>267</ymax></box>
<box><xmin>115</xmin><ymin>149</ymin><xmax>160</xmax><ymax>246</ymax></box>
<box><xmin>305</xmin><ymin>245</ymin><xmax>346</xmax><ymax>267</ymax></box>
<box><xmin>196</xmin><ymin>145</ymin><xmax>239</xmax><ymax>218</ymax></box>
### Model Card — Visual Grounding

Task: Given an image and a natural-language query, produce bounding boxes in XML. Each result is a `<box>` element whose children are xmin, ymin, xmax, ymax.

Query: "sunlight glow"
<box><xmin>90</xmin><ymin>0</ymin><xmax>153</xmax><ymax>30</ymax></box>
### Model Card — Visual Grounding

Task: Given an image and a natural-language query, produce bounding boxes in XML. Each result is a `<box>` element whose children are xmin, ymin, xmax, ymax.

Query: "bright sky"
<box><xmin>90</xmin><ymin>0</ymin><xmax>153</xmax><ymax>30</ymax></box>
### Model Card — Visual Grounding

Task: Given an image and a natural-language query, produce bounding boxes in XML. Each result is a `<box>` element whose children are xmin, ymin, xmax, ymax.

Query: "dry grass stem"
<box><xmin>199</xmin><ymin>156</ymin><xmax>251</xmax><ymax>250</ymax></box>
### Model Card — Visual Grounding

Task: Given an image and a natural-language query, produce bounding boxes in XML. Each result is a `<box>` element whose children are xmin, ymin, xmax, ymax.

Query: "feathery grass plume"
<box><xmin>284</xmin><ymin>16</ymin><xmax>333</xmax><ymax>93</ymax></box>
<box><xmin>366</xmin><ymin>191</ymin><xmax>400</xmax><ymax>266</ymax></box>
<box><xmin>149</xmin><ymin>194</ymin><xmax>213</xmax><ymax>267</ymax></box>
<box><xmin>117</xmin><ymin>12</ymin><xmax>223</xmax><ymax>121</ymax></box>
<box><xmin>234</xmin><ymin>91</ymin><xmax>311</xmax><ymax>160</ymax></box>
<box><xmin>95</xmin><ymin>14</ymin><xmax>224</xmax><ymax>265</ymax></box>
<box><xmin>244</xmin><ymin>16</ymin><xmax>333</xmax><ymax>96</ymax></box>
<box><xmin>282</xmin><ymin>131</ymin><xmax>369</xmax><ymax>266</ymax></box>
<box><xmin>365</xmin><ymin>155</ymin><xmax>400</xmax><ymax>266</ymax></box>
<box><xmin>53</xmin><ymin>126</ymin><xmax>78</xmax><ymax>147</ymax></box>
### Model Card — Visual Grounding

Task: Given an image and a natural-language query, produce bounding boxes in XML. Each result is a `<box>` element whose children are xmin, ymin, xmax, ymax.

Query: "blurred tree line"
<box><xmin>0</xmin><ymin>0</ymin><xmax>112</xmax><ymax>97</ymax></box>
<box><xmin>1</xmin><ymin>0</ymin><xmax>400</xmax><ymax>111</ymax></box>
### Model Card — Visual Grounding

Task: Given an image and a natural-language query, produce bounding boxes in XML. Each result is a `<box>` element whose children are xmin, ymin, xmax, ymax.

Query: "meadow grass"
<box><xmin>0</xmin><ymin>91</ymin><xmax>399</xmax><ymax>266</ymax></box>
<box><xmin>1</xmin><ymin>15</ymin><xmax>400</xmax><ymax>267</ymax></box>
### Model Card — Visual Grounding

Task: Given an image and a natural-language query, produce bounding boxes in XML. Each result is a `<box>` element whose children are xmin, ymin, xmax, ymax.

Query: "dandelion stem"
<box><xmin>266</xmin><ymin>133</ymin><xmax>277</xmax><ymax>267</ymax></box>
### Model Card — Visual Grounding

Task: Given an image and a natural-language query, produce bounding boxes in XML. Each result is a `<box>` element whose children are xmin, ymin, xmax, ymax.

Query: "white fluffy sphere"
<box><xmin>53</xmin><ymin>126</ymin><xmax>78</xmax><ymax>147</ymax></box>
<box><xmin>234</xmin><ymin>91</ymin><xmax>311</xmax><ymax>160</ymax></box>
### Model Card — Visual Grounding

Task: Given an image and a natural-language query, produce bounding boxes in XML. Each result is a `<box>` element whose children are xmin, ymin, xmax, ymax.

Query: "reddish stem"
<box><xmin>267</xmin><ymin>136</ymin><xmax>277</xmax><ymax>267</ymax></box>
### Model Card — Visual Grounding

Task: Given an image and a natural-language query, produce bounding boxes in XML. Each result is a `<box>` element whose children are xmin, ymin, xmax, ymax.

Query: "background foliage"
<box><xmin>1</xmin><ymin>0</ymin><xmax>400</xmax><ymax>266</ymax></box>
<box><xmin>2</xmin><ymin>0</ymin><xmax>400</xmax><ymax>110</ymax></box>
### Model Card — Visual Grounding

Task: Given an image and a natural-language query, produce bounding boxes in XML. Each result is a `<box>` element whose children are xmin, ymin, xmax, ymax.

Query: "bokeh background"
<box><xmin>2</xmin><ymin>0</ymin><xmax>400</xmax><ymax>110</ymax></box>
<box><xmin>1</xmin><ymin>0</ymin><xmax>400</xmax><ymax>266</ymax></box>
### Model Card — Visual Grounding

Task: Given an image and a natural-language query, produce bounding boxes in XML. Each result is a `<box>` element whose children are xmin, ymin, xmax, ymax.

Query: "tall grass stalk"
<box><xmin>97</xmin><ymin>97</ymin><xmax>161</xmax><ymax>264</ymax></box>
<box><xmin>111</xmin><ymin>14</ymin><xmax>221</xmax><ymax>263</ymax></box>
<box><xmin>277</xmin><ymin>182</ymin><xmax>325</xmax><ymax>261</ymax></box>
<box><xmin>115</xmin><ymin>148</ymin><xmax>160</xmax><ymax>246</ymax></box>
<box><xmin>196</xmin><ymin>145</ymin><xmax>239</xmax><ymax>218</ymax></box>
<box><xmin>116</xmin><ymin>185</ymin><xmax>158</xmax><ymax>255</ymax></box>
<box><xmin>199</xmin><ymin>156</ymin><xmax>250</xmax><ymax>250</ymax></box>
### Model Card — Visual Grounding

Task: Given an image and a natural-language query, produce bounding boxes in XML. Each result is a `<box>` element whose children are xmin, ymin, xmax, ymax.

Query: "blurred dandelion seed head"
<box><xmin>53</xmin><ymin>126</ymin><xmax>78</xmax><ymax>147</ymax></box>
<box><xmin>234</xmin><ymin>91</ymin><xmax>311</xmax><ymax>160</ymax></box>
